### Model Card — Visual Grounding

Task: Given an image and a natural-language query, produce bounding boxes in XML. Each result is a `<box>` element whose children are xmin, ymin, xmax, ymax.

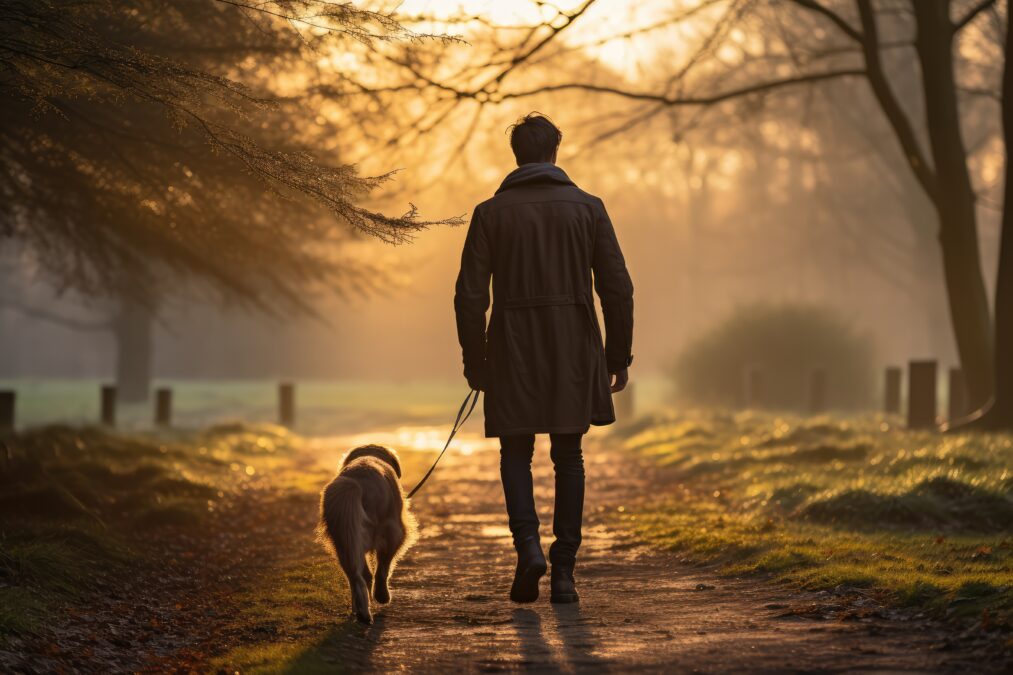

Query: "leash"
<box><xmin>406</xmin><ymin>388</ymin><xmax>480</xmax><ymax>499</ymax></box>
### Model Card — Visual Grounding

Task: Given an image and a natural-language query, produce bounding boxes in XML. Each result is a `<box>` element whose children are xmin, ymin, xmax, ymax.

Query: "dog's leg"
<box><xmin>363</xmin><ymin>563</ymin><xmax>374</xmax><ymax>596</ymax></box>
<box><xmin>373</xmin><ymin>525</ymin><xmax>405</xmax><ymax>604</ymax></box>
<box><xmin>338</xmin><ymin>551</ymin><xmax>372</xmax><ymax>624</ymax></box>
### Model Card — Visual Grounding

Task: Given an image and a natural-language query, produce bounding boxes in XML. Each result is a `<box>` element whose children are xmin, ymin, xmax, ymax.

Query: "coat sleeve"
<box><xmin>454</xmin><ymin>208</ymin><xmax>492</xmax><ymax>390</ymax></box>
<box><xmin>591</xmin><ymin>201</ymin><xmax>634</xmax><ymax>374</ymax></box>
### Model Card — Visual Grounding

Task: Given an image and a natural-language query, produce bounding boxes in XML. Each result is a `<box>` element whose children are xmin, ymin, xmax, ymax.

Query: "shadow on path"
<box><xmin>552</xmin><ymin>603</ymin><xmax>610</xmax><ymax>671</ymax></box>
<box><xmin>283</xmin><ymin>614</ymin><xmax>387</xmax><ymax>672</ymax></box>
<box><xmin>512</xmin><ymin>609</ymin><xmax>559</xmax><ymax>670</ymax></box>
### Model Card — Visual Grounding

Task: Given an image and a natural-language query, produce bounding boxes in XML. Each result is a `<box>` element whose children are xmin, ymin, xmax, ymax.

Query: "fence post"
<box><xmin>947</xmin><ymin>368</ymin><xmax>967</xmax><ymax>423</ymax></box>
<box><xmin>0</xmin><ymin>391</ymin><xmax>14</xmax><ymax>432</ymax></box>
<box><xmin>884</xmin><ymin>367</ymin><xmax>902</xmax><ymax>414</ymax></box>
<box><xmin>809</xmin><ymin>368</ymin><xmax>827</xmax><ymax>414</ymax></box>
<box><xmin>279</xmin><ymin>382</ymin><xmax>295</xmax><ymax>428</ymax></box>
<box><xmin>155</xmin><ymin>387</ymin><xmax>172</xmax><ymax>427</ymax></box>
<box><xmin>907</xmin><ymin>360</ymin><xmax>937</xmax><ymax>429</ymax></box>
<box><xmin>101</xmin><ymin>385</ymin><xmax>117</xmax><ymax>427</ymax></box>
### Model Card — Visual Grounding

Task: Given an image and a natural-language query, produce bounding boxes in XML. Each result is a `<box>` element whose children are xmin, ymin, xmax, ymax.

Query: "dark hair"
<box><xmin>508</xmin><ymin>112</ymin><xmax>562</xmax><ymax>164</ymax></box>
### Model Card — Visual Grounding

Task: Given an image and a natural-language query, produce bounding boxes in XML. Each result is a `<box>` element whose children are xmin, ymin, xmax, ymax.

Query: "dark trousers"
<box><xmin>499</xmin><ymin>433</ymin><xmax>584</xmax><ymax>566</ymax></box>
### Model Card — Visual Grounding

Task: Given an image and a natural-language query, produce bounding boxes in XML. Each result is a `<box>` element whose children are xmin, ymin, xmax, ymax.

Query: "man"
<box><xmin>454</xmin><ymin>112</ymin><xmax>634</xmax><ymax>604</ymax></box>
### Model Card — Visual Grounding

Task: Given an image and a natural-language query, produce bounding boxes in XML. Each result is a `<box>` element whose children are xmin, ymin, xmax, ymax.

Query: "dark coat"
<box><xmin>454</xmin><ymin>163</ymin><xmax>634</xmax><ymax>438</ymax></box>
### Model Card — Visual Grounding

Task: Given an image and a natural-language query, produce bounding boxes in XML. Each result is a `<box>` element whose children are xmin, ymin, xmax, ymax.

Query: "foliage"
<box><xmin>671</xmin><ymin>303</ymin><xmax>874</xmax><ymax>410</ymax></box>
<box><xmin>620</xmin><ymin>410</ymin><xmax>1013</xmax><ymax>624</ymax></box>
<box><xmin>0</xmin><ymin>0</ymin><xmax>459</xmax><ymax>309</ymax></box>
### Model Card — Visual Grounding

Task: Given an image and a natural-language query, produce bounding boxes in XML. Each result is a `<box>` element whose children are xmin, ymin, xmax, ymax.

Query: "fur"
<box><xmin>317</xmin><ymin>444</ymin><xmax>417</xmax><ymax>624</ymax></box>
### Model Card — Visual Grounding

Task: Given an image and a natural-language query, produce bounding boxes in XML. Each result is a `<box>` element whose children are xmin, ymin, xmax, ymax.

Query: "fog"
<box><xmin>1</xmin><ymin>0</ymin><xmax>1004</xmax><ymax>403</ymax></box>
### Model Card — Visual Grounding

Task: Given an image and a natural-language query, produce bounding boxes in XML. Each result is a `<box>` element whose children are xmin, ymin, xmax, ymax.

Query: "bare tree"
<box><xmin>353</xmin><ymin>0</ymin><xmax>1003</xmax><ymax>408</ymax></box>
<box><xmin>961</xmin><ymin>0</ymin><xmax>1013</xmax><ymax>429</ymax></box>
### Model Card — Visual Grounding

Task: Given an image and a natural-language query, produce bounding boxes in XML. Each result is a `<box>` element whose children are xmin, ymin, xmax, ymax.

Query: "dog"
<box><xmin>317</xmin><ymin>444</ymin><xmax>417</xmax><ymax>624</ymax></box>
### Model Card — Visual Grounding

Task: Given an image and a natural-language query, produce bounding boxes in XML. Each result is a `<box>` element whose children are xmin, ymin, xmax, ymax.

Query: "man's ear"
<box><xmin>550</xmin><ymin>147</ymin><xmax>558</xmax><ymax>165</ymax></box>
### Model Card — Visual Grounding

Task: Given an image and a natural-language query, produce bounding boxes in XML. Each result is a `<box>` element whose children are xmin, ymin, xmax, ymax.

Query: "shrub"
<box><xmin>671</xmin><ymin>303</ymin><xmax>874</xmax><ymax>410</ymax></box>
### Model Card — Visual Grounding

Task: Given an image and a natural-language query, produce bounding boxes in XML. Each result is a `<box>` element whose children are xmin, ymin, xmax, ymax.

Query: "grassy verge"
<box><xmin>0</xmin><ymin>422</ymin><xmax>304</xmax><ymax>639</ymax></box>
<box><xmin>620</xmin><ymin>411</ymin><xmax>1013</xmax><ymax>625</ymax></box>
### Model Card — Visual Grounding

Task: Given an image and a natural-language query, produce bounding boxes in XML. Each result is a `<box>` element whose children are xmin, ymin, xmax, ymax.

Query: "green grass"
<box><xmin>0</xmin><ymin>422</ymin><xmax>304</xmax><ymax>638</ymax></box>
<box><xmin>622</xmin><ymin>411</ymin><xmax>1013</xmax><ymax>624</ymax></box>
<box><xmin>207</xmin><ymin>557</ymin><xmax>360</xmax><ymax>674</ymax></box>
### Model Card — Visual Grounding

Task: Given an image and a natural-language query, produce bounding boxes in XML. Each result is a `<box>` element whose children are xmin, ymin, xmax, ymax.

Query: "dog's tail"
<box><xmin>317</xmin><ymin>476</ymin><xmax>369</xmax><ymax>568</ymax></box>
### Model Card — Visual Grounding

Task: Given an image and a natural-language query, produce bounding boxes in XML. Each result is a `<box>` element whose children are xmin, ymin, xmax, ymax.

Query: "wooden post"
<box><xmin>745</xmin><ymin>367</ymin><xmax>764</xmax><ymax>409</ymax></box>
<box><xmin>0</xmin><ymin>391</ymin><xmax>14</xmax><ymax>431</ymax></box>
<box><xmin>907</xmin><ymin>360</ymin><xmax>937</xmax><ymax>429</ymax></box>
<box><xmin>884</xmin><ymin>367</ymin><xmax>902</xmax><ymax>414</ymax></box>
<box><xmin>155</xmin><ymin>387</ymin><xmax>172</xmax><ymax>427</ymax></box>
<box><xmin>948</xmin><ymin>368</ymin><xmax>967</xmax><ymax>422</ymax></box>
<box><xmin>809</xmin><ymin>368</ymin><xmax>827</xmax><ymax>414</ymax></box>
<box><xmin>279</xmin><ymin>382</ymin><xmax>295</xmax><ymax>428</ymax></box>
<box><xmin>101</xmin><ymin>385</ymin><xmax>117</xmax><ymax>427</ymax></box>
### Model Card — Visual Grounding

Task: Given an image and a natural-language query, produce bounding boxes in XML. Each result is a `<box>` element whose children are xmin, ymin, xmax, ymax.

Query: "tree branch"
<box><xmin>789</xmin><ymin>0</ymin><xmax>864</xmax><ymax>42</ymax></box>
<box><xmin>954</xmin><ymin>0</ymin><xmax>997</xmax><ymax>32</ymax></box>
<box><xmin>855</xmin><ymin>0</ymin><xmax>938</xmax><ymax>199</ymax></box>
<box><xmin>0</xmin><ymin>298</ymin><xmax>111</xmax><ymax>332</ymax></box>
<box><xmin>494</xmin><ymin>68</ymin><xmax>866</xmax><ymax>106</ymax></box>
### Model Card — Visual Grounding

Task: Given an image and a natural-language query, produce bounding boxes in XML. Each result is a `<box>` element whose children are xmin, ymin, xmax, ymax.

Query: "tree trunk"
<box><xmin>967</xmin><ymin>1</ymin><xmax>1013</xmax><ymax>429</ymax></box>
<box><xmin>912</xmin><ymin>0</ymin><xmax>994</xmax><ymax>408</ymax></box>
<box><xmin>113</xmin><ymin>294</ymin><xmax>153</xmax><ymax>403</ymax></box>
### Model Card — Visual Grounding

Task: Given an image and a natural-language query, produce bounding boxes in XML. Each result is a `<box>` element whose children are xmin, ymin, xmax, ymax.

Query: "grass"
<box><xmin>621</xmin><ymin>410</ymin><xmax>1013</xmax><ymax>624</ymax></box>
<box><xmin>207</xmin><ymin>557</ymin><xmax>360</xmax><ymax>674</ymax></box>
<box><xmin>0</xmin><ymin>411</ymin><xmax>437</xmax><ymax>669</ymax></box>
<box><xmin>0</xmin><ymin>422</ymin><xmax>305</xmax><ymax>639</ymax></box>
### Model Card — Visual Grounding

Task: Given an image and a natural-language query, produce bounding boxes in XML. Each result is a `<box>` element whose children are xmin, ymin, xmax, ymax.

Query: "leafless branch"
<box><xmin>954</xmin><ymin>0</ymin><xmax>997</xmax><ymax>32</ymax></box>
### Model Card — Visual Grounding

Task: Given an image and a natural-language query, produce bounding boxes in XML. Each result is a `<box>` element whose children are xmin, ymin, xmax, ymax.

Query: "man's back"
<box><xmin>455</xmin><ymin>162</ymin><xmax>634</xmax><ymax>437</ymax></box>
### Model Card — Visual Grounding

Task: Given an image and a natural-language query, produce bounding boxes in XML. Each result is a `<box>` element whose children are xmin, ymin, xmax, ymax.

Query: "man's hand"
<box><xmin>610</xmin><ymin>368</ymin><xmax>629</xmax><ymax>393</ymax></box>
<box><xmin>465</xmin><ymin>364</ymin><xmax>486</xmax><ymax>392</ymax></box>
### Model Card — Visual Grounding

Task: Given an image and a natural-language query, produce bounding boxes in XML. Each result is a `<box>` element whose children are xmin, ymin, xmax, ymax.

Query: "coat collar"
<box><xmin>495</xmin><ymin>163</ymin><xmax>575</xmax><ymax>194</ymax></box>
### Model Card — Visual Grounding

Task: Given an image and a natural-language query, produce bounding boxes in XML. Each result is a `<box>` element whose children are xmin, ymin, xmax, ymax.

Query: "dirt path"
<box><xmin>303</xmin><ymin>431</ymin><xmax>1001</xmax><ymax>673</ymax></box>
<box><xmin>5</xmin><ymin>428</ymin><xmax>1005</xmax><ymax>673</ymax></box>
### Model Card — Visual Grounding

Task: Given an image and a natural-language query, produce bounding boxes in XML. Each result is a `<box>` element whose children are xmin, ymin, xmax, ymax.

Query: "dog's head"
<box><xmin>341</xmin><ymin>444</ymin><xmax>402</xmax><ymax>478</ymax></box>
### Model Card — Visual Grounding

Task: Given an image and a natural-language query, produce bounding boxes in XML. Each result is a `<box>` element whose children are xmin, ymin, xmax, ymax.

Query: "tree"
<box><xmin>961</xmin><ymin>0</ymin><xmax>1013</xmax><ymax>429</ymax></box>
<box><xmin>352</xmin><ymin>0</ymin><xmax>1002</xmax><ymax>408</ymax></box>
<box><xmin>1</xmin><ymin>0</ymin><xmax>457</xmax><ymax>399</ymax></box>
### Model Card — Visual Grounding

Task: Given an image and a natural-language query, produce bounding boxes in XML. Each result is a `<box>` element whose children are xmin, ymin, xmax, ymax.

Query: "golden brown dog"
<box><xmin>317</xmin><ymin>444</ymin><xmax>417</xmax><ymax>624</ymax></box>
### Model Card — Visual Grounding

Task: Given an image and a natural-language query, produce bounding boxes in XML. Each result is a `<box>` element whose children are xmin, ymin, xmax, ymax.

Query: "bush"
<box><xmin>671</xmin><ymin>303</ymin><xmax>874</xmax><ymax>410</ymax></box>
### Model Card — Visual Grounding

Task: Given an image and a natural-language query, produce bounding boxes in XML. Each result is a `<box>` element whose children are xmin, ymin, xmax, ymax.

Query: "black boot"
<box><xmin>510</xmin><ymin>536</ymin><xmax>547</xmax><ymax>603</ymax></box>
<box><xmin>550</xmin><ymin>565</ymin><xmax>579</xmax><ymax>604</ymax></box>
